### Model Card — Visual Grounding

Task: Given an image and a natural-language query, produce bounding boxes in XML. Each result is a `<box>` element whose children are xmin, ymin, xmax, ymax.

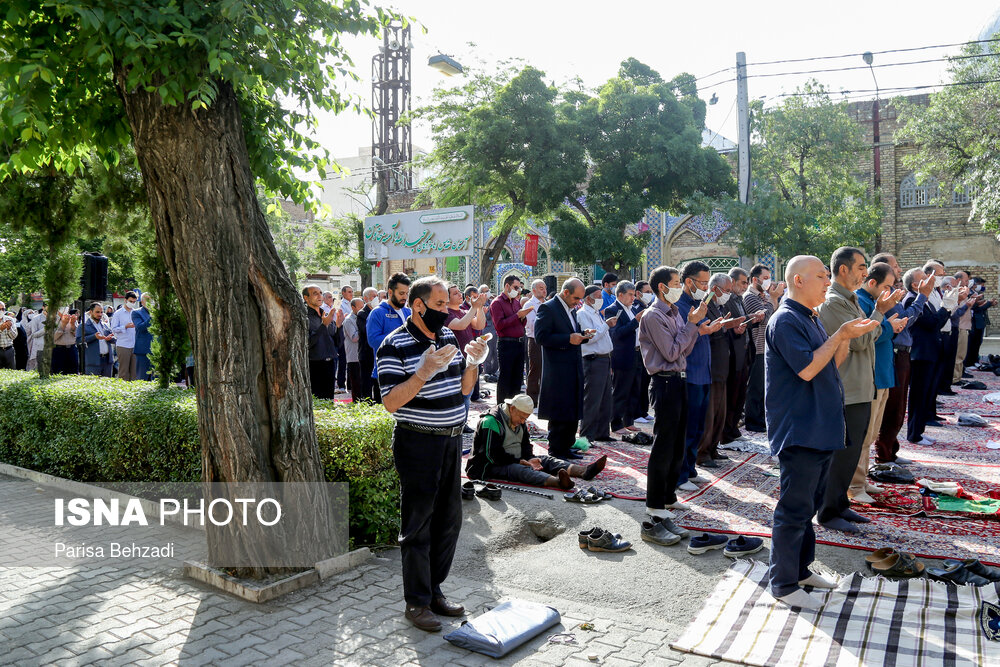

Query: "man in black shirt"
<box><xmin>303</xmin><ymin>284</ymin><xmax>343</xmax><ymax>399</ymax></box>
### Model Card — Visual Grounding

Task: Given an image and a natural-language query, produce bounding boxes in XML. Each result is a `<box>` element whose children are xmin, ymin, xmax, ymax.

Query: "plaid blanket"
<box><xmin>672</xmin><ymin>560</ymin><xmax>1000</xmax><ymax>666</ymax></box>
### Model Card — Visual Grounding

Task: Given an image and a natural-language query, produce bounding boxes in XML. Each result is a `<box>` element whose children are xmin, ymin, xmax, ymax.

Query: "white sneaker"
<box><xmin>689</xmin><ymin>475</ymin><xmax>709</xmax><ymax>484</ymax></box>
<box><xmin>634</xmin><ymin>417</ymin><xmax>650</xmax><ymax>424</ymax></box>
<box><xmin>666</xmin><ymin>500</ymin><xmax>690</xmax><ymax>510</ymax></box>
<box><xmin>677</xmin><ymin>481</ymin><xmax>699</xmax><ymax>492</ymax></box>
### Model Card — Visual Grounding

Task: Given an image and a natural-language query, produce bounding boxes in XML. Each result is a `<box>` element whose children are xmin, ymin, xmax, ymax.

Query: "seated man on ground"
<box><xmin>466</xmin><ymin>394</ymin><xmax>607</xmax><ymax>490</ymax></box>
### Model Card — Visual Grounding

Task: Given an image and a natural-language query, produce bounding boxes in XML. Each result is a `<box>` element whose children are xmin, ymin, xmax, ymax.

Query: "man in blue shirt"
<box><xmin>133</xmin><ymin>293</ymin><xmax>153</xmax><ymax>381</ymax></box>
<box><xmin>852</xmin><ymin>262</ymin><xmax>908</xmax><ymax>503</ymax></box>
<box><xmin>766</xmin><ymin>255</ymin><xmax>878</xmax><ymax>611</ymax></box>
<box><xmin>599</xmin><ymin>273</ymin><xmax>618</xmax><ymax>315</ymax></box>
<box><xmin>675</xmin><ymin>261</ymin><xmax>723</xmax><ymax>493</ymax></box>
<box><xmin>366</xmin><ymin>272</ymin><xmax>411</xmax><ymax>403</ymax></box>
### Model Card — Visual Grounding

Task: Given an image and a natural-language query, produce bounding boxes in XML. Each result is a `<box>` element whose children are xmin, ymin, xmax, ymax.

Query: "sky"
<box><xmin>313</xmin><ymin>0</ymin><xmax>1000</xmax><ymax>168</ymax></box>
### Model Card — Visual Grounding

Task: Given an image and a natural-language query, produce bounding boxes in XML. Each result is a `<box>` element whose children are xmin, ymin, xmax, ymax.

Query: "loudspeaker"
<box><xmin>543</xmin><ymin>275</ymin><xmax>556</xmax><ymax>297</ymax></box>
<box><xmin>80</xmin><ymin>253</ymin><xmax>108</xmax><ymax>301</ymax></box>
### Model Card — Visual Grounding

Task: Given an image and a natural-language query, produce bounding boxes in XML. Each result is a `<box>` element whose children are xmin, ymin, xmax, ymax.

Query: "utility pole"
<box><xmin>736</xmin><ymin>52</ymin><xmax>751</xmax><ymax>206</ymax></box>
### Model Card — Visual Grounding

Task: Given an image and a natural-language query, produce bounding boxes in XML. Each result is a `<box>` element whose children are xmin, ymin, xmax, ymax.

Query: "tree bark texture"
<box><xmin>114</xmin><ymin>75</ymin><xmax>336</xmax><ymax>575</ymax></box>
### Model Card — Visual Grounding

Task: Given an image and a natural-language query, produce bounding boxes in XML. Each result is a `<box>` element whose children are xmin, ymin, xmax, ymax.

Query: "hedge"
<box><xmin>0</xmin><ymin>371</ymin><xmax>399</xmax><ymax>547</ymax></box>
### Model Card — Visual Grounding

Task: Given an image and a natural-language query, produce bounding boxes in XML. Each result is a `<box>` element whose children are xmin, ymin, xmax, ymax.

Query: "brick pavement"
<box><xmin>0</xmin><ymin>473</ymin><xmax>731</xmax><ymax>666</ymax></box>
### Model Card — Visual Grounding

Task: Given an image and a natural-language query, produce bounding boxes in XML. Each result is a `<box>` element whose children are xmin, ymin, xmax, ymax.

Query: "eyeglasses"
<box><xmin>691</xmin><ymin>278</ymin><xmax>709</xmax><ymax>288</ymax></box>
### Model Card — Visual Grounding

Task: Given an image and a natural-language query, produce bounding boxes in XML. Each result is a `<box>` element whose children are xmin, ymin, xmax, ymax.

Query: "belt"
<box><xmin>0</xmin><ymin>345</ymin><xmax>10</xmax><ymax>350</ymax></box>
<box><xmin>584</xmin><ymin>353</ymin><xmax>611</xmax><ymax>359</ymax></box>
<box><xmin>655</xmin><ymin>370</ymin><xmax>686</xmax><ymax>379</ymax></box>
<box><xmin>396</xmin><ymin>422</ymin><xmax>464</xmax><ymax>437</ymax></box>
<box><xmin>499</xmin><ymin>336</ymin><xmax>525</xmax><ymax>342</ymax></box>
<box><xmin>894</xmin><ymin>345</ymin><xmax>911</xmax><ymax>353</ymax></box>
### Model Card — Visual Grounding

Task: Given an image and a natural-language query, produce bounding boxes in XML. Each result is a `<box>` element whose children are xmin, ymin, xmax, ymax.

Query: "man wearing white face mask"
<box><xmin>523</xmin><ymin>279</ymin><xmax>547</xmax><ymax>406</ymax></box>
<box><xmin>698</xmin><ymin>274</ymin><xmax>746</xmax><ymax>467</ymax></box>
<box><xmin>489</xmin><ymin>275</ymin><xmax>532</xmax><ymax>404</ymax></box>
<box><xmin>743</xmin><ymin>264</ymin><xmax>784</xmax><ymax>432</ymax></box>
<box><xmin>577</xmin><ymin>285</ymin><xmax>614</xmax><ymax>442</ymax></box>
<box><xmin>632</xmin><ymin>281</ymin><xmax>655</xmax><ymax>422</ymax></box>
<box><xmin>111</xmin><ymin>291</ymin><xmax>140</xmax><ymax>380</ymax></box>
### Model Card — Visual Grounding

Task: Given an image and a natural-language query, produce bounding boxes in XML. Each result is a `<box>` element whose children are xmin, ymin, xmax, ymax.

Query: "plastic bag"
<box><xmin>443</xmin><ymin>599</ymin><xmax>561</xmax><ymax>658</ymax></box>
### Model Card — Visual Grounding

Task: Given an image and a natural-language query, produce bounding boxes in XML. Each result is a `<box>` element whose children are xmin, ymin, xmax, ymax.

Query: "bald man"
<box><xmin>765</xmin><ymin>255</ymin><xmax>879</xmax><ymax>610</ymax></box>
<box><xmin>534</xmin><ymin>278</ymin><xmax>588</xmax><ymax>459</ymax></box>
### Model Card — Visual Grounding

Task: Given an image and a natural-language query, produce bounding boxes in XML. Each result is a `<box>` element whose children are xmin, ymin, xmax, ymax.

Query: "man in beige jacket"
<box><xmin>816</xmin><ymin>247</ymin><xmax>893</xmax><ymax>533</ymax></box>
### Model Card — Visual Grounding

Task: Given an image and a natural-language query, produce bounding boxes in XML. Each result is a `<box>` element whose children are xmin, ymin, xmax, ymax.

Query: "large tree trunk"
<box><xmin>114</xmin><ymin>76</ymin><xmax>338</xmax><ymax>576</ymax></box>
<box><xmin>479</xmin><ymin>206</ymin><xmax>523</xmax><ymax>287</ymax></box>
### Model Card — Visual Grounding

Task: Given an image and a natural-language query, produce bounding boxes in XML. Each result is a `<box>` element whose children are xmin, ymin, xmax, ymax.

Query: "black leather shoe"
<box><xmin>461</xmin><ymin>481</ymin><xmax>476</xmax><ymax>500</ymax></box>
<box><xmin>564</xmin><ymin>450</ymin><xmax>584</xmax><ymax>460</ymax></box>
<box><xmin>926</xmin><ymin>420</ymin><xmax>944</xmax><ymax>428</ymax></box>
<box><xmin>928</xmin><ymin>562</ymin><xmax>992</xmax><ymax>586</ymax></box>
<box><xmin>952</xmin><ymin>559</ymin><xmax>1000</xmax><ymax>582</ymax></box>
<box><xmin>405</xmin><ymin>605</ymin><xmax>442</xmax><ymax>632</ymax></box>
<box><xmin>430</xmin><ymin>596</ymin><xmax>465</xmax><ymax>617</ymax></box>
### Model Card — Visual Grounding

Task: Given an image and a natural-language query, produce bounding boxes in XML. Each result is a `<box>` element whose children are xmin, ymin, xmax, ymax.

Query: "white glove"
<box><xmin>465</xmin><ymin>334</ymin><xmax>490</xmax><ymax>366</ymax></box>
<box><xmin>414</xmin><ymin>344</ymin><xmax>457</xmax><ymax>381</ymax></box>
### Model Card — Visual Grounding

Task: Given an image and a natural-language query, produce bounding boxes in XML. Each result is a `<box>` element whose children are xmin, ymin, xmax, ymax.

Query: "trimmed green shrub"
<box><xmin>0</xmin><ymin>371</ymin><xmax>400</xmax><ymax>546</ymax></box>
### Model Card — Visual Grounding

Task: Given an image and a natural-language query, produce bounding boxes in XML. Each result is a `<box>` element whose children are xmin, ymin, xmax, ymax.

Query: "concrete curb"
<box><xmin>316</xmin><ymin>547</ymin><xmax>372</xmax><ymax>580</ymax></box>
<box><xmin>184</xmin><ymin>561</ymin><xmax>321</xmax><ymax>603</ymax></box>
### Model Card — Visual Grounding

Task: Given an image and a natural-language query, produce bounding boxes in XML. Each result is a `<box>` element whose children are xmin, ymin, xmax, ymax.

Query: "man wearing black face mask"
<box><xmin>378</xmin><ymin>276</ymin><xmax>489</xmax><ymax>633</ymax></box>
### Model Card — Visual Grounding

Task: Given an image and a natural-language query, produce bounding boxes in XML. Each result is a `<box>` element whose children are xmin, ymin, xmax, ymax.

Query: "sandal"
<box><xmin>587</xmin><ymin>486</ymin><xmax>613</xmax><ymax>501</ymax></box>
<box><xmin>564</xmin><ymin>489</ymin><xmax>600</xmax><ymax>504</ymax></box>
<box><xmin>871</xmin><ymin>552</ymin><xmax>925</xmax><ymax>578</ymax></box>
<box><xmin>864</xmin><ymin>547</ymin><xmax>898</xmax><ymax>570</ymax></box>
<box><xmin>475</xmin><ymin>483</ymin><xmax>502</xmax><ymax>501</ymax></box>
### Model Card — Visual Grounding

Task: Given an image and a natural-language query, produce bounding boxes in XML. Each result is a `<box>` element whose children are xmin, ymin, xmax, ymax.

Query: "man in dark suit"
<box><xmin>535</xmin><ymin>278</ymin><xmax>587</xmax><ymax>460</ymax></box>
<box><xmin>357</xmin><ymin>287</ymin><xmax>377</xmax><ymax>401</ymax></box>
<box><xmin>632</xmin><ymin>281</ymin><xmax>655</xmax><ymax>422</ymax></box>
<box><xmin>698</xmin><ymin>274</ymin><xmax>746</xmax><ymax>466</ymax></box>
<box><xmin>722</xmin><ymin>268</ymin><xmax>761</xmax><ymax>443</ymax></box>
<box><xmin>605</xmin><ymin>281</ymin><xmax>646</xmax><ymax>435</ymax></box>
<box><xmin>905</xmin><ymin>268</ymin><xmax>952</xmax><ymax>445</ymax></box>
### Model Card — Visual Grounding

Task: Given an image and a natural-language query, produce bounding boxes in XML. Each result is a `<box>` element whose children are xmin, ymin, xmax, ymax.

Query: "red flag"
<box><xmin>524</xmin><ymin>234</ymin><xmax>538</xmax><ymax>266</ymax></box>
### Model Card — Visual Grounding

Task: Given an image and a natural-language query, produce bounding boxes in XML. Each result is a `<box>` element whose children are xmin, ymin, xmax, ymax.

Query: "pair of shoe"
<box><xmin>722</xmin><ymin>535</ymin><xmax>765</xmax><ymax>558</ymax></box>
<box><xmin>462</xmin><ymin>481</ymin><xmax>501</xmax><ymax>501</ymax></box>
<box><xmin>405</xmin><ymin>597</ymin><xmax>465</xmax><ymax>632</ymax></box>
<box><xmin>687</xmin><ymin>532</ymin><xmax>729</xmax><ymax>554</ymax></box>
<box><xmin>578</xmin><ymin>527</ymin><xmax>632</xmax><ymax>552</ymax></box>
<box><xmin>865</xmin><ymin>548</ymin><xmax>925</xmax><ymax>578</ymax></box>
<box><xmin>931</xmin><ymin>558</ymin><xmax>1000</xmax><ymax>585</ymax></box>
<box><xmin>640</xmin><ymin>515</ymin><xmax>690</xmax><ymax>546</ymax></box>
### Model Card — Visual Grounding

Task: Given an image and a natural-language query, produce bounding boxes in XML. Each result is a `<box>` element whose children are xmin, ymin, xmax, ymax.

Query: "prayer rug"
<box><xmin>671</xmin><ymin>559</ymin><xmax>1000</xmax><ymax>667</ymax></box>
<box><xmin>937</xmin><ymin>369</ymin><xmax>1000</xmax><ymax>416</ymax></box>
<box><xmin>672</xmin><ymin>451</ymin><xmax>1000</xmax><ymax>565</ymax></box>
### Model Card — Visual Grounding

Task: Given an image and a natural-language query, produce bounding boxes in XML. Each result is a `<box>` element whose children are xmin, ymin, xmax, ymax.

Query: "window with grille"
<box><xmin>952</xmin><ymin>183</ymin><xmax>976</xmax><ymax>205</ymax></box>
<box><xmin>900</xmin><ymin>173</ymin><xmax>939</xmax><ymax>208</ymax></box>
<box><xmin>683</xmin><ymin>257</ymin><xmax>741</xmax><ymax>273</ymax></box>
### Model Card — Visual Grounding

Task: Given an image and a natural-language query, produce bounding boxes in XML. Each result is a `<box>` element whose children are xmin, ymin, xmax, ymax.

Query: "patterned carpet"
<box><xmin>463</xmin><ymin>369</ymin><xmax>1000</xmax><ymax>562</ymax></box>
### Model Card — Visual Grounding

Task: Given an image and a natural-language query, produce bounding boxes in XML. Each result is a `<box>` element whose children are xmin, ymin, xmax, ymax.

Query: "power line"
<box><xmin>693</xmin><ymin>36</ymin><xmax>1000</xmax><ymax>85</ymax></box>
<box><xmin>768</xmin><ymin>76</ymin><xmax>1000</xmax><ymax>101</ymax></box>
<box><xmin>748</xmin><ymin>51</ymin><xmax>1000</xmax><ymax>80</ymax></box>
<box><xmin>745</xmin><ymin>36</ymin><xmax>1000</xmax><ymax>67</ymax></box>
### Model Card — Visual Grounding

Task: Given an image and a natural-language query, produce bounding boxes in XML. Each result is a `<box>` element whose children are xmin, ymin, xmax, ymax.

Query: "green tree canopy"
<box><xmin>415</xmin><ymin>62</ymin><xmax>586</xmax><ymax>282</ymax></box>
<box><xmin>550</xmin><ymin>61</ymin><xmax>735</xmax><ymax>272</ymax></box>
<box><xmin>725</xmin><ymin>80</ymin><xmax>883</xmax><ymax>261</ymax></box>
<box><xmin>895</xmin><ymin>39</ymin><xmax>1000</xmax><ymax>233</ymax></box>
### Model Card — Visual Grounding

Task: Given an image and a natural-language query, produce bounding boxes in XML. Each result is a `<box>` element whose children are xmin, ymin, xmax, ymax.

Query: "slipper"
<box><xmin>564</xmin><ymin>489</ymin><xmax>600</xmax><ymax>504</ymax></box>
<box><xmin>871</xmin><ymin>552</ymin><xmax>925</xmax><ymax>577</ymax></box>
<box><xmin>586</xmin><ymin>486</ymin><xmax>612</xmax><ymax>501</ymax></box>
<box><xmin>864</xmin><ymin>547</ymin><xmax>898</xmax><ymax>569</ymax></box>
<box><xmin>475</xmin><ymin>483</ymin><xmax>502</xmax><ymax>501</ymax></box>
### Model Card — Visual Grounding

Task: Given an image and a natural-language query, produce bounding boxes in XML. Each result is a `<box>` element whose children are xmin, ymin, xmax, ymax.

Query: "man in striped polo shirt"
<box><xmin>378</xmin><ymin>275</ymin><xmax>489</xmax><ymax>632</ymax></box>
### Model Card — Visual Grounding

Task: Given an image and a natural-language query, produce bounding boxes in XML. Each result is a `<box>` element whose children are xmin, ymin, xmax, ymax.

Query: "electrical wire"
<box><xmin>767</xmin><ymin>77</ymin><xmax>1000</xmax><ymax>101</ymax></box>
<box><xmin>745</xmin><ymin>36</ymin><xmax>1000</xmax><ymax>67</ymax></box>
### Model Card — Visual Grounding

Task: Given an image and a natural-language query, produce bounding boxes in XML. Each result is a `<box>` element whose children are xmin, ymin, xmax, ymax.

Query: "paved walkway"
<box><xmin>0</xmin><ymin>472</ymin><xmax>731</xmax><ymax>666</ymax></box>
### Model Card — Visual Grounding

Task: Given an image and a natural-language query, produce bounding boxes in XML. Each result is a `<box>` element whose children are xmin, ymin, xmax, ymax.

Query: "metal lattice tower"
<box><xmin>372</xmin><ymin>21</ymin><xmax>412</xmax><ymax>192</ymax></box>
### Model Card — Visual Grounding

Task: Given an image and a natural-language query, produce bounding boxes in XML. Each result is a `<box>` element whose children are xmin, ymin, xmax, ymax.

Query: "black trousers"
<box><xmin>370</xmin><ymin>377</ymin><xmax>382</xmax><ymax>404</ymax></box>
<box><xmin>392</xmin><ymin>426</ymin><xmax>463</xmax><ymax>607</ymax></box>
<box><xmin>309</xmin><ymin>358</ymin><xmax>336</xmax><ymax>399</ymax></box>
<box><xmin>907</xmin><ymin>359</ymin><xmax>936</xmax><ymax>442</ymax></box>
<box><xmin>743</xmin><ymin>353</ymin><xmax>766</xmax><ymax>431</ymax></box>
<box><xmin>722</xmin><ymin>362</ymin><xmax>750</xmax><ymax>443</ymax></box>
<box><xmin>647</xmin><ymin>374</ymin><xmax>688</xmax><ymax>510</ymax></box>
<box><xmin>966</xmin><ymin>327</ymin><xmax>986</xmax><ymax>367</ymax></box>
<box><xmin>634</xmin><ymin>368</ymin><xmax>651</xmax><ymax>420</ymax></box>
<box><xmin>335</xmin><ymin>339</ymin><xmax>347</xmax><ymax>388</ymax></box>
<box><xmin>611</xmin><ymin>357</ymin><xmax>638</xmax><ymax>430</ymax></box>
<box><xmin>51</xmin><ymin>345</ymin><xmax>79</xmax><ymax>375</ymax></box>
<box><xmin>496</xmin><ymin>338</ymin><xmax>525</xmax><ymax>404</ymax></box>
<box><xmin>360</xmin><ymin>356</ymin><xmax>375</xmax><ymax>402</ymax></box>
<box><xmin>0</xmin><ymin>345</ymin><xmax>15</xmax><ymax>370</ymax></box>
<box><xmin>548</xmin><ymin>419</ymin><xmax>579</xmax><ymax>458</ymax></box>
<box><xmin>817</xmin><ymin>402</ymin><xmax>869</xmax><ymax>524</ymax></box>
<box><xmin>579</xmin><ymin>355</ymin><xmax>612</xmax><ymax>441</ymax></box>
<box><xmin>347</xmin><ymin>361</ymin><xmax>362</xmax><ymax>403</ymax></box>
<box><xmin>936</xmin><ymin>330</ymin><xmax>959</xmax><ymax>393</ymax></box>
